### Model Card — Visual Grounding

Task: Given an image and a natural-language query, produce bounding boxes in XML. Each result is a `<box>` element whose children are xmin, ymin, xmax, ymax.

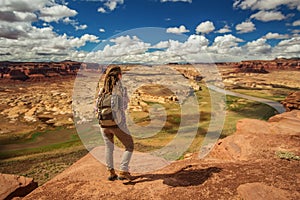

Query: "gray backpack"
<box><xmin>97</xmin><ymin>92</ymin><xmax>121</xmax><ymax>128</ymax></box>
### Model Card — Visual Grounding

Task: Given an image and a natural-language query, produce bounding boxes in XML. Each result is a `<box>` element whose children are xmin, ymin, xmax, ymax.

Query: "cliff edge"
<box><xmin>23</xmin><ymin>110</ymin><xmax>300</xmax><ymax>200</ymax></box>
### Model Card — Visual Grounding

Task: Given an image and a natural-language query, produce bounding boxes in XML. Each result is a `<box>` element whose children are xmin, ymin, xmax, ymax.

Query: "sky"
<box><xmin>0</xmin><ymin>0</ymin><xmax>300</xmax><ymax>63</ymax></box>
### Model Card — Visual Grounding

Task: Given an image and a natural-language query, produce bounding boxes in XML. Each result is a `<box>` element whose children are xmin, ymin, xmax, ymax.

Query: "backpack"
<box><xmin>97</xmin><ymin>92</ymin><xmax>121</xmax><ymax>128</ymax></box>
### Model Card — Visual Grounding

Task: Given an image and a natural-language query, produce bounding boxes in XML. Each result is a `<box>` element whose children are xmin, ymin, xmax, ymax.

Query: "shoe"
<box><xmin>108</xmin><ymin>169</ymin><xmax>118</xmax><ymax>181</ymax></box>
<box><xmin>118</xmin><ymin>171</ymin><xmax>134</xmax><ymax>181</ymax></box>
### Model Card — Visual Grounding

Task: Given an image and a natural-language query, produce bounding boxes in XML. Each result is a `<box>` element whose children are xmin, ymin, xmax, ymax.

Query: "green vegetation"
<box><xmin>0</xmin><ymin>139</ymin><xmax>83</xmax><ymax>160</ymax></box>
<box><xmin>226</xmin><ymin>95</ymin><xmax>276</xmax><ymax>120</ymax></box>
<box><xmin>0</xmin><ymin>126</ymin><xmax>87</xmax><ymax>185</ymax></box>
<box><xmin>0</xmin><ymin>148</ymin><xmax>88</xmax><ymax>185</ymax></box>
<box><xmin>232</xmin><ymin>88</ymin><xmax>294</xmax><ymax>102</ymax></box>
<box><xmin>128</xmin><ymin>83</ymin><xmax>278</xmax><ymax>157</ymax></box>
<box><xmin>276</xmin><ymin>151</ymin><xmax>300</xmax><ymax>161</ymax></box>
<box><xmin>0</xmin><ymin>81</ymin><xmax>281</xmax><ymax>184</ymax></box>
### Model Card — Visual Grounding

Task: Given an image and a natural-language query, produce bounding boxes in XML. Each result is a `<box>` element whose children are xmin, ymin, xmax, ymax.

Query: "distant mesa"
<box><xmin>236</xmin><ymin>64</ymin><xmax>269</xmax><ymax>74</ymax></box>
<box><xmin>0</xmin><ymin>58</ymin><xmax>299</xmax><ymax>82</ymax></box>
<box><xmin>0</xmin><ymin>60</ymin><xmax>82</xmax><ymax>82</ymax></box>
<box><xmin>235</xmin><ymin>58</ymin><xmax>300</xmax><ymax>72</ymax></box>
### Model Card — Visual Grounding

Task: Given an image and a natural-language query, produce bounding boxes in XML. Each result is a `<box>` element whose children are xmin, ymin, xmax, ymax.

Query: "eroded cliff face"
<box><xmin>22</xmin><ymin>110</ymin><xmax>300</xmax><ymax>200</ymax></box>
<box><xmin>225</xmin><ymin>58</ymin><xmax>300</xmax><ymax>73</ymax></box>
<box><xmin>1</xmin><ymin>58</ymin><xmax>299</xmax><ymax>82</ymax></box>
<box><xmin>0</xmin><ymin>61</ymin><xmax>82</xmax><ymax>82</ymax></box>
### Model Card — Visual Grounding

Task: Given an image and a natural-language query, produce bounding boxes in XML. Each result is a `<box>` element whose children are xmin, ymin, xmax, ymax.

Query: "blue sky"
<box><xmin>0</xmin><ymin>0</ymin><xmax>300</xmax><ymax>63</ymax></box>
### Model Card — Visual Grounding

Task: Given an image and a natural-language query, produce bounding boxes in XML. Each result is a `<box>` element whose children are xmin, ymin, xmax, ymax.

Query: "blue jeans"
<box><xmin>101</xmin><ymin>127</ymin><xmax>134</xmax><ymax>172</ymax></box>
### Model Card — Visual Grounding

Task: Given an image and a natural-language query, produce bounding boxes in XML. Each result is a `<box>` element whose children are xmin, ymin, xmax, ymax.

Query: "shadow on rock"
<box><xmin>125</xmin><ymin>166</ymin><xmax>222</xmax><ymax>187</ymax></box>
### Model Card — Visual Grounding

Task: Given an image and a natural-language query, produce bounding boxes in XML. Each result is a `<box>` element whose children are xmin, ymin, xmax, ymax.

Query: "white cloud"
<box><xmin>161</xmin><ymin>0</ymin><xmax>192</xmax><ymax>3</ymax></box>
<box><xmin>216</xmin><ymin>25</ymin><xmax>231</xmax><ymax>33</ymax></box>
<box><xmin>154</xmin><ymin>35</ymin><xmax>209</xmax><ymax>55</ymax></box>
<box><xmin>102</xmin><ymin>35</ymin><xmax>151</xmax><ymax>57</ymax></box>
<box><xmin>166</xmin><ymin>25</ymin><xmax>189</xmax><ymax>34</ymax></box>
<box><xmin>196</xmin><ymin>21</ymin><xmax>215</xmax><ymax>34</ymax></box>
<box><xmin>291</xmin><ymin>29</ymin><xmax>300</xmax><ymax>34</ymax></box>
<box><xmin>180</xmin><ymin>34</ymin><xmax>209</xmax><ymax>53</ymax></box>
<box><xmin>235</xmin><ymin>21</ymin><xmax>256</xmax><ymax>33</ymax></box>
<box><xmin>0</xmin><ymin>0</ymin><xmax>297</xmax><ymax>63</ymax></box>
<box><xmin>285</xmin><ymin>44</ymin><xmax>300</xmax><ymax>53</ymax></box>
<box><xmin>246</xmin><ymin>38</ymin><xmax>272</xmax><ymax>54</ymax></box>
<box><xmin>264</xmin><ymin>32</ymin><xmax>289</xmax><ymax>40</ymax></box>
<box><xmin>152</xmin><ymin>41</ymin><xmax>170</xmax><ymax>49</ymax></box>
<box><xmin>39</xmin><ymin>5</ymin><xmax>77</xmax><ymax>22</ymax></box>
<box><xmin>273</xmin><ymin>36</ymin><xmax>300</xmax><ymax>57</ymax></box>
<box><xmin>0</xmin><ymin>0</ymin><xmax>51</xmax><ymax>23</ymax></box>
<box><xmin>72</xmin><ymin>33</ymin><xmax>299</xmax><ymax>64</ymax></box>
<box><xmin>250</xmin><ymin>10</ymin><xmax>286</xmax><ymax>22</ymax></box>
<box><xmin>84</xmin><ymin>34</ymin><xmax>211</xmax><ymax>64</ymax></box>
<box><xmin>75</xmin><ymin>24</ymin><xmax>88</xmax><ymax>30</ymax></box>
<box><xmin>62</xmin><ymin>17</ymin><xmax>88</xmax><ymax>31</ymax></box>
<box><xmin>212</xmin><ymin>34</ymin><xmax>244</xmax><ymax>48</ymax></box>
<box><xmin>0</xmin><ymin>23</ymin><xmax>99</xmax><ymax>61</ymax></box>
<box><xmin>233</xmin><ymin>0</ymin><xmax>300</xmax><ymax>11</ymax></box>
<box><xmin>0</xmin><ymin>0</ymin><xmax>100</xmax><ymax>61</ymax></box>
<box><xmin>0</xmin><ymin>11</ymin><xmax>37</xmax><ymax>22</ymax></box>
<box><xmin>77</xmin><ymin>34</ymin><xmax>99</xmax><ymax>44</ymax></box>
<box><xmin>105</xmin><ymin>1</ymin><xmax>117</xmax><ymax>11</ymax></box>
<box><xmin>277</xmin><ymin>36</ymin><xmax>300</xmax><ymax>47</ymax></box>
<box><xmin>210</xmin><ymin>34</ymin><xmax>243</xmax><ymax>55</ymax></box>
<box><xmin>292</xmin><ymin>20</ymin><xmax>300</xmax><ymax>26</ymax></box>
<box><xmin>99</xmin><ymin>28</ymin><xmax>106</xmax><ymax>32</ymax></box>
<box><xmin>63</xmin><ymin>17</ymin><xmax>75</xmax><ymax>24</ymax></box>
<box><xmin>0</xmin><ymin>21</ymin><xmax>31</xmax><ymax>39</ymax></box>
<box><xmin>97</xmin><ymin>0</ymin><xmax>124</xmax><ymax>13</ymax></box>
<box><xmin>0</xmin><ymin>0</ymin><xmax>50</xmax><ymax>12</ymax></box>
<box><xmin>97</xmin><ymin>7</ymin><xmax>106</xmax><ymax>13</ymax></box>
<box><xmin>233</xmin><ymin>0</ymin><xmax>256</xmax><ymax>10</ymax></box>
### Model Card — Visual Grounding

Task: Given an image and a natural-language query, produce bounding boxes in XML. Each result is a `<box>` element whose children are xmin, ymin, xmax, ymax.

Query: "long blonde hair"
<box><xmin>103</xmin><ymin>66</ymin><xmax>122</xmax><ymax>94</ymax></box>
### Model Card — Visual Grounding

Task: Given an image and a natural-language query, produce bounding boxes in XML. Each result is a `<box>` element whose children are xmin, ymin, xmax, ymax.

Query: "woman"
<box><xmin>97</xmin><ymin>66</ymin><xmax>134</xmax><ymax>181</ymax></box>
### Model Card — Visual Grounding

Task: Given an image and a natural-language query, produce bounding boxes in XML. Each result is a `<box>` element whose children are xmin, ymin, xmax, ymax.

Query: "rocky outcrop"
<box><xmin>281</xmin><ymin>91</ymin><xmax>300</xmax><ymax>111</ymax></box>
<box><xmin>207</xmin><ymin>110</ymin><xmax>300</xmax><ymax>161</ymax></box>
<box><xmin>237</xmin><ymin>182</ymin><xmax>292</xmax><ymax>200</ymax></box>
<box><xmin>0</xmin><ymin>173</ymin><xmax>37</xmax><ymax>200</ymax></box>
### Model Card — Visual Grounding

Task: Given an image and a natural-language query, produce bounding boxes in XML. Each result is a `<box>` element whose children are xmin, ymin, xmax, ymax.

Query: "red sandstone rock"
<box><xmin>0</xmin><ymin>173</ymin><xmax>38</xmax><ymax>200</ymax></box>
<box><xmin>0</xmin><ymin>61</ymin><xmax>82</xmax><ymax>82</ymax></box>
<box><xmin>207</xmin><ymin>110</ymin><xmax>300</xmax><ymax>161</ymax></box>
<box><xmin>22</xmin><ymin>111</ymin><xmax>300</xmax><ymax>200</ymax></box>
<box><xmin>281</xmin><ymin>91</ymin><xmax>300</xmax><ymax>111</ymax></box>
<box><xmin>237</xmin><ymin>182</ymin><xmax>291</xmax><ymax>200</ymax></box>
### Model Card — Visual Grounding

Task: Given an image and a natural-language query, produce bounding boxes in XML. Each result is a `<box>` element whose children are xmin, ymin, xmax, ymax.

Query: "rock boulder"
<box><xmin>281</xmin><ymin>91</ymin><xmax>300</xmax><ymax>111</ymax></box>
<box><xmin>207</xmin><ymin>110</ymin><xmax>300</xmax><ymax>161</ymax></box>
<box><xmin>0</xmin><ymin>173</ymin><xmax>38</xmax><ymax>200</ymax></box>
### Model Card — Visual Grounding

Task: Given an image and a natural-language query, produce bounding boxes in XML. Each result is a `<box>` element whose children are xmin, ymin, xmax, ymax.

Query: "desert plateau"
<box><xmin>0</xmin><ymin>58</ymin><xmax>299</xmax><ymax>199</ymax></box>
<box><xmin>2</xmin><ymin>0</ymin><xmax>300</xmax><ymax>199</ymax></box>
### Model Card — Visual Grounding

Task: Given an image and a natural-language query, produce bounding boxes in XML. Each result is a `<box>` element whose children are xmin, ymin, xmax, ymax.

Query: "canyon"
<box><xmin>0</xmin><ymin>58</ymin><xmax>299</xmax><ymax>199</ymax></box>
